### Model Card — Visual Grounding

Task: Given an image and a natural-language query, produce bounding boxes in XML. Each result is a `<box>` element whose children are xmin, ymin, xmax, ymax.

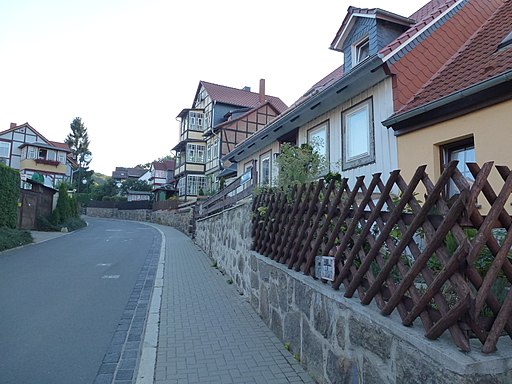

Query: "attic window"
<box><xmin>353</xmin><ymin>36</ymin><xmax>370</xmax><ymax>66</ymax></box>
<box><xmin>498</xmin><ymin>32</ymin><xmax>512</xmax><ymax>50</ymax></box>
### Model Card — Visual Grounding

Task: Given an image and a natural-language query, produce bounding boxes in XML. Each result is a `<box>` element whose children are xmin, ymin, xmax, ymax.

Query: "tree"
<box><xmin>275</xmin><ymin>143</ymin><xmax>327</xmax><ymax>196</ymax></box>
<box><xmin>65</xmin><ymin>117</ymin><xmax>91</xmax><ymax>168</ymax></box>
<box><xmin>120</xmin><ymin>179</ymin><xmax>152</xmax><ymax>195</ymax></box>
<box><xmin>65</xmin><ymin>117</ymin><xmax>92</xmax><ymax>191</ymax></box>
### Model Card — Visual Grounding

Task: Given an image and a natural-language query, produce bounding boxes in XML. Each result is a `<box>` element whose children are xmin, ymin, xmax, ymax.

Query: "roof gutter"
<box><xmin>383</xmin><ymin>69</ymin><xmax>512</xmax><ymax>134</ymax></box>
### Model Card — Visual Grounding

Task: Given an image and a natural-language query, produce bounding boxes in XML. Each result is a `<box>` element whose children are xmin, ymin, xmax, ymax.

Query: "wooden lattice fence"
<box><xmin>251</xmin><ymin>161</ymin><xmax>512</xmax><ymax>353</ymax></box>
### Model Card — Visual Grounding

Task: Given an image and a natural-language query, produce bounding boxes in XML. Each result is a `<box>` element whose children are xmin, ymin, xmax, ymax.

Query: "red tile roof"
<box><xmin>288</xmin><ymin>64</ymin><xmax>345</xmax><ymax>110</ymax></box>
<box><xmin>0</xmin><ymin>122</ymin><xmax>51</xmax><ymax>144</ymax></box>
<box><xmin>398</xmin><ymin>0</ymin><xmax>512</xmax><ymax>113</ymax></box>
<box><xmin>153</xmin><ymin>159</ymin><xmax>176</xmax><ymax>171</ymax></box>
<box><xmin>200</xmin><ymin>81</ymin><xmax>288</xmax><ymax>113</ymax></box>
<box><xmin>388</xmin><ymin>0</ymin><xmax>503</xmax><ymax>112</ymax></box>
<box><xmin>49</xmin><ymin>141</ymin><xmax>71</xmax><ymax>152</ymax></box>
<box><xmin>379</xmin><ymin>0</ymin><xmax>459</xmax><ymax>58</ymax></box>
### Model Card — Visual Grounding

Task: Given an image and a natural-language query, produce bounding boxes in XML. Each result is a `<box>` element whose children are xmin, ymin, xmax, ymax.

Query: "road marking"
<box><xmin>102</xmin><ymin>275</ymin><xmax>120</xmax><ymax>279</ymax></box>
<box><xmin>96</xmin><ymin>263</ymin><xmax>112</xmax><ymax>267</ymax></box>
<box><xmin>105</xmin><ymin>229</ymin><xmax>122</xmax><ymax>232</ymax></box>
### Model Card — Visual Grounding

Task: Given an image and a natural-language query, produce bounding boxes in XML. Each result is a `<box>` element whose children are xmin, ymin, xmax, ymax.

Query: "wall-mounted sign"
<box><xmin>315</xmin><ymin>256</ymin><xmax>335</xmax><ymax>281</ymax></box>
<box><xmin>240</xmin><ymin>170</ymin><xmax>252</xmax><ymax>185</ymax></box>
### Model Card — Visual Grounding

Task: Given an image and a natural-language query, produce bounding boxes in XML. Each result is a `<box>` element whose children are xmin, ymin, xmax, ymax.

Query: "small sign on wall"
<box><xmin>315</xmin><ymin>256</ymin><xmax>335</xmax><ymax>281</ymax></box>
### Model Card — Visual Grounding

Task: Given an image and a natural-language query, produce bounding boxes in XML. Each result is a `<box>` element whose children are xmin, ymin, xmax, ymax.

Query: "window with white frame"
<box><xmin>186</xmin><ymin>143</ymin><xmax>205</xmax><ymax>163</ymax></box>
<box><xmin>0</xmin><ymin>141</ymin><xmax>10</xmax><ymax>158</ymax></box>
<box><xmin>177</xmin><ymin>177</ymin><xmax>186</xmax><ymax>196</ymax></box>
<box><xmin>206</xmin><ymin>143</ymin><xmax>212</xmax><ymax>162</ymax></box>
<box><xmin>28</xmin><ymin>147</ymin><xmax>37</xmax><ymax>159</ymax></box>
<box><xmin>58</xmin><ymin>153</ymin><xmax>66</xmax><ymax>164</ymax></box>
<box><xmin>342</xmin><ymin>98</ymin><xmax>374</xmax><ymax>170</ymax></box>
<box><xmin>212</xmin><ymin>138</ymin><xmax>219</xmax><ymax>160</ymax></box>
<box><xmin>352</xmin><ymin>36</ymin><xmax>370</xmax><ymax>66</ymax></box>
<box><xmin>307</xmin><ymin>122</ymin><xmax>329</xmax><ymax>165</ymax></box>
<box><xmin>47</xmin><ymin>150</ymin><xmax>56</xmax><ymax>161</ymax></box>
<box><xmin>259</xmin><ymin>152</ymin><xmax>271</xmax><ymax>186</ymax></box>
<box><xmin>186</xmin><ymin>175</ymin><xmax>206</xmax><ymax>195</ymax></box>
<box><xmin>189</xmin><ymin>112</ymin><xmax>204</xmax><ymax>131</ymax></box>
<box><xmin>441</xmin><ymin>137</ymin><xmax>475</xmax><ymax>196</ymax></box>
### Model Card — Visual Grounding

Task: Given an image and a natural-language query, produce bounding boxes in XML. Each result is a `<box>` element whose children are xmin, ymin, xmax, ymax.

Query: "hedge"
<box><xmin>0</xmin><ymin>164</ymin><xmax>20</xmax><ymax>228</ymax></box>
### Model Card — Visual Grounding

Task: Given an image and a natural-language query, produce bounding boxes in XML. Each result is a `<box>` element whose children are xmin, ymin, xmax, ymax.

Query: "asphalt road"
<box><xmin>0</xmin><ymin>218</ymin><xmax>161</xmax><ymax>384</ymax></box>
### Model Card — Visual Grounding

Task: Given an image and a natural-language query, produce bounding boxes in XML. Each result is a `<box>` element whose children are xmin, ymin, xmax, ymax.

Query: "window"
<box><xmin>177</xmin><ymin>177</ymin><xmax>186</xmax><ymax>196</ymax></box>
<box><xmin>38</xmin><ymin>148</ymin><xmax>47</xmax><ymax>159</ymax></box>
<box><xmin>58</xmin><ymin>153</ymin><xmax>66</xmax><ymax>164</ymax></box>
<box><xmin>259</xmin><ymin>152</ymin><xmax>271</xmax><ymax>186</ymax></box>
<box><xmin>186</xmin><ymin>175</ymin><xmax>206</xmax><ymax>195</ymax></box>
<box><xmin>442</xmin><ymin>138</ymin><xmax>475</xmax><ymax>196</ymax></box>
<box><xmin>342</xmin><ymin>99</ymin><xmax>374</xmax><ymax>170</ymax></box>
<box><xmin>26</xmin><ymin>147</ymin><xmax>36</xmax><ymax>159</ymax></box>
<box><xmin>353</xmin><ymin>36</ymin><xmax>370</xmax><ymax>66</ymax></box>
<box><xmin>206</xmin><ymin>143</ymin><xmax>212</xmax><ymax>162</ymax></box>
<box><xmin>186</xmin><ymin>143</ymin><xmax>205</xmax><ymax>163</ymax></box>
<box><xmin>189</xmin><ymin>112</ymin><xmax>204</xmax><ymax>131</ymax></box>
<box><xmin>47</xmin><ymin>150</ymin><xmax>56</xmax><ymax>161</ymax></box>
<box><xmin>0</xmin><ymin>141</ymin><xmax>10</xmax><ymax>158</ymax></box>
<box><xmin>307</xmin><ymin>122</ymin><xmax>329</xmax><ymax>164</ymax></box>
<box><xmin>212</xmin><ymin>138</ymin><xmax>219</xmax><ymax>160</ymax></box>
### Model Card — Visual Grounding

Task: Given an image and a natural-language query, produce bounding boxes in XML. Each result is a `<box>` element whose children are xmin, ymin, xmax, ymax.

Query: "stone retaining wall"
<box><xmin>195</xmin><ymin>201</ymin><xmax>512</xmax><ymax>384</ymax></box>
<box><xmin>86</xmin><ymin>207</ymin><xmax>193</xmax><ymax>235</ymax></box>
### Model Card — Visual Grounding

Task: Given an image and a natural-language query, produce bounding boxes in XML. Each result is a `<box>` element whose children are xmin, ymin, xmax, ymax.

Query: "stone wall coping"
<box><xmin>196</xmin><ymin>199</ymin><xmax>250</xmax><ymax>223</ymax></box>
<box><xmin>250</xmin><ymin>250</ymin><xmax>512</xmax><ymax>376</ymax></box>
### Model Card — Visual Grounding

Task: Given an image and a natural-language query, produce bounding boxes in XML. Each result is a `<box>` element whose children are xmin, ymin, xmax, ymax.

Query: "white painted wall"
<box><xmin>236</xmin><ymin>78</ymin><xmax>397</xmax><ymax>187</ymax></box>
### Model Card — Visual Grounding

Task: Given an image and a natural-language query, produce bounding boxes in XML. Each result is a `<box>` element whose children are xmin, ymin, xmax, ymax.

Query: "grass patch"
<box><xmin>0</xmin><ymin>228</ymin><xmax>33</xmax><ymax>252</ymax></box>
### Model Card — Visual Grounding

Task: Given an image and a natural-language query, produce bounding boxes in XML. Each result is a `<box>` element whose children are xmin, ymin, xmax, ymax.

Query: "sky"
<box><xmin>0</xmin><ymin>0</ymin><xmax>429</xmax><ymax>175</ymax></box>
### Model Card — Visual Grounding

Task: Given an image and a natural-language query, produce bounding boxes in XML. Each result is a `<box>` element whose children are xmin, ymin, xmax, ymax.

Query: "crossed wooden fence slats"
<box><xmin>251</xmin><ymin>161</ymin><xmax>512</xmax><ymax>353</ymax></box>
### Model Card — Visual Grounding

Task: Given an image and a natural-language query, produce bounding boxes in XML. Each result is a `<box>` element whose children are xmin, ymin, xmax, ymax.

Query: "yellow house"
<box><xmin>383</xmin><ymin>1</ymin><xmax>512</xmax><ymax>210</ymax></box>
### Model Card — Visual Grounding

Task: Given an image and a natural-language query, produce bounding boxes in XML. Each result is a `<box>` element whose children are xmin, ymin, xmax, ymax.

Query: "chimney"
<box><xmin>259</xmin><ymin>78</ymin><xmax>265</xmax><ymax>104</ymax></box>
<box><xmin>10</xmin><ymin>122</ymin><xmax>16</xmax><ymax>129</ymax></box>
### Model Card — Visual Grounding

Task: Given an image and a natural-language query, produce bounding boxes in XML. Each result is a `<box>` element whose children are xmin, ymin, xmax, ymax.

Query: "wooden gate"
<box><xmin>18</xmin><ymin>191</ymin><xmax>38</xmax><ymax>229</ymax></box>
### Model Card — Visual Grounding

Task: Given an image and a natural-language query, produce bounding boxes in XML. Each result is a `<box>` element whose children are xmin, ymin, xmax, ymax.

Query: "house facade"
<box><xmin>225</xmin><ymin>6</ymin><xmax>416</xmax><ymax>186</ymax></box>
<box><xmin>225</xmin><ymin>0</ymin><xmax>504</xmax><ymax>190</ymax></box>
<box><xmin>148</xmin><ymin>159</ymin><xmax>176</xmax><ymax>190</ymax></box>
<box><xmin>112</xmin><ymin>166</ymin><xmax>148</xmax><ymax>182</ymax></box>
<box><xmin>0</xmin><ymin>122</ymin><xmax>74</xmax><ymax>189</ymax></box>
<box><xmin>173</xmin><ymin>80</ymin><xmax>286</xmax><ymax>199</ymax></box>
<box><xmin>383</xmin><ymin>0</ymin><xmax>512</xmax><ymax>208</ymax></box>
<box><xmin>383</xmin><ymin>0</ymin><xmax>511</xmax><ymax>178</ymax></box>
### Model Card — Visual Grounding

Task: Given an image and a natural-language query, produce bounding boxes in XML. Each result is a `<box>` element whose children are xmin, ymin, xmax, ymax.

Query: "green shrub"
<box><xmin>51</xmin><ymin>183</ymin><xmax>79</xmax><ymax>225</ymax></box>
<box><xmin>0</xmin><ymin>228</ymin><xmax>32</xmax><ymax>251</ymax></box>
<box><xmin>35</xmin><ymin>216</ymin><xmax>61</xmax><ymax>232</ymax></box>
<box><xmin>61</xmin><ymin>217</ymin><xmax>87</xmax><ymax>231</ymax></box>
<box><xmin>0</xmin><ymin>164</ymin><xmax>20</xmax><ymax>228</ymax></box>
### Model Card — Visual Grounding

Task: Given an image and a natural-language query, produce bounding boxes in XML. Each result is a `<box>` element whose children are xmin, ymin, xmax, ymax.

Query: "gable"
<box><xmin>341</xmin><ymin>17</ymin><xmax>377</xmax><ymax>72</ymax></box>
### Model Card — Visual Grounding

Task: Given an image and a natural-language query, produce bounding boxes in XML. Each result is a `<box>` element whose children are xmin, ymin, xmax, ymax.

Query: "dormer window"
<box><xmin>353</xmin><ymin>36</ymin><xmax>370</xmax><ymax>66</ymax></box>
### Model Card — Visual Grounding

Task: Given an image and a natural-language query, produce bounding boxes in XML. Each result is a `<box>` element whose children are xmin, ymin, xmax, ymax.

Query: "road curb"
<box><xmin>135</xmin><ymin>225</ymin><xmax>166</xmax><ymax>384</ymax></box>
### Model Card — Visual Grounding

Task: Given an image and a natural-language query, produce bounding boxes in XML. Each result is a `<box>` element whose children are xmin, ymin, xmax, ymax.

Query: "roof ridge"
<box><xmin>0</xmin><ymin>122</ymin><xmax>53</xmax><ymax>145</ymax></box>
<box><xmin>201</xmin><ymin>80</ymin><xmax>279</xmax><ymax>98</ymax></box>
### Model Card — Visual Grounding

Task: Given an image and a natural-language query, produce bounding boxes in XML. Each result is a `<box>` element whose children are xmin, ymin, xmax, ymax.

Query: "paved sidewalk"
<box><xmin>150</xmin><ymin>225</ymin><xmax>313</xmax><ymax>384</ymax></box>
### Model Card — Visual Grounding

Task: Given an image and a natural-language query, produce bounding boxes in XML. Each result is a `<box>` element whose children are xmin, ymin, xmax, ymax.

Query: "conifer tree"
<box><xmin>65</xmin><ymin>117</ymin><xmax>92</xmax><ymax>190</ymax></box>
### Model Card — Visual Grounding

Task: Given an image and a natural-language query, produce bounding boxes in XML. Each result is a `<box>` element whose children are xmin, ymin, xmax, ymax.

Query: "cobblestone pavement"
<box><xmin>153</xmin><ymin>226</ymin><xmax>314</xmax><ymax>384</ymax></box>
